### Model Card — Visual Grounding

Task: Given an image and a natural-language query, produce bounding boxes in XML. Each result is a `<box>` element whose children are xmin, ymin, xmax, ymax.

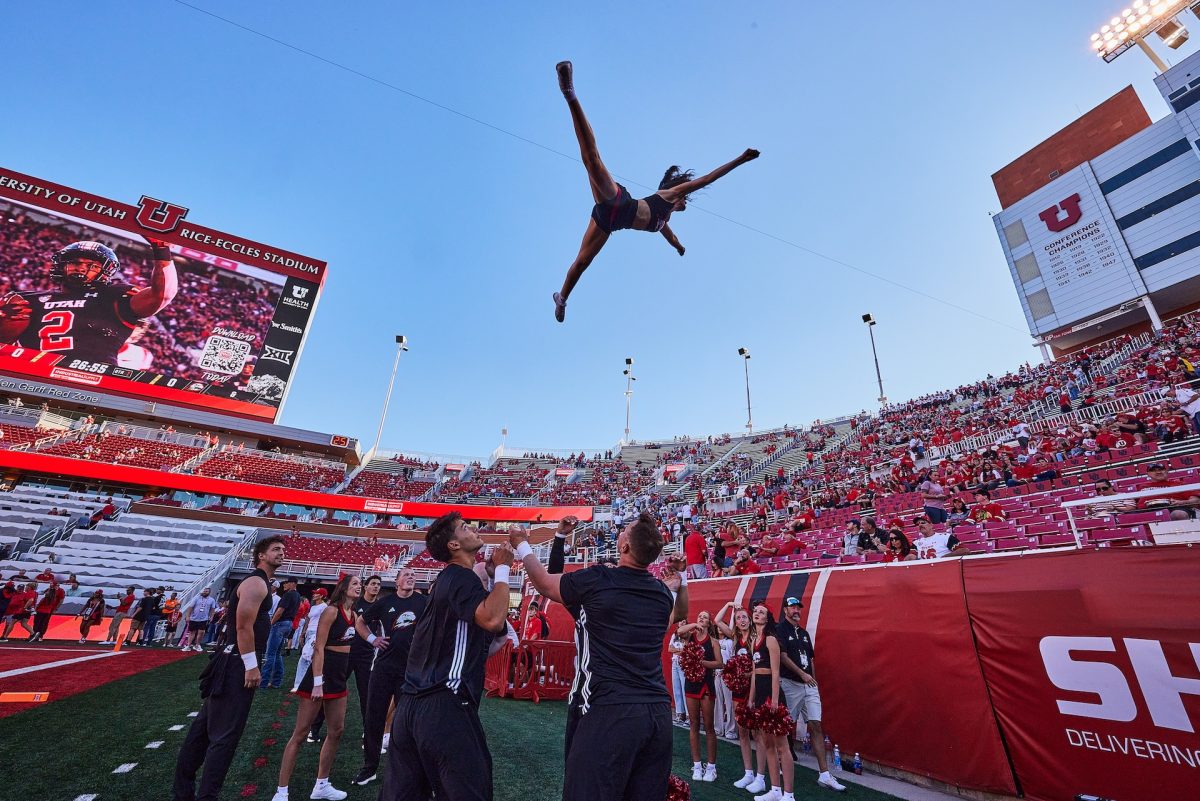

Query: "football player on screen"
<box><xmin>0</xmin><ymin>237</ymin><xmax>178</xmax><ymax>365</ymax></box>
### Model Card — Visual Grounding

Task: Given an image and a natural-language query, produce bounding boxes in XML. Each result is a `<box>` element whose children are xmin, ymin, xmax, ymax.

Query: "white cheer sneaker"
<box><xmin>745</xmin><ymin>775</ymin><xmax>767</xmax><ymax>793</ymax></box>
<box><xmin>309</xmin><ymin>783</ymin><xmax>346</xmax><ymax>800</ymax></box>
<box><xmin>702</xmin><ymin>764</ymin><xmax>717</xmax><ymax>782</ymax></box>
<box><xmin>754</xmin><ymin>790</ymin><xmax>782</xmax><ymax>801</ymax></box>
<box><xmin>733</xmin><ymin>771</ymin><xmax>756</xmax><ymax>789</ymax></box>
<box><xmin>818</xmin><ymin>773</ymin><xmax>847</xmax><ymax>792</ymax></box>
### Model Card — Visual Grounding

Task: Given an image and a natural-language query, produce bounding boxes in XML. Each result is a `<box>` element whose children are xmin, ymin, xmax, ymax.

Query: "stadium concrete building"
<box><xmin>994</xmin><ymin>41</ymin><xmax>1200</xmax><ymax>358</ymax></box>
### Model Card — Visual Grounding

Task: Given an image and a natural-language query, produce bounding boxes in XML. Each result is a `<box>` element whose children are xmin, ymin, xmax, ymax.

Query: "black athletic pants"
<box><xmin>562</xmin><ymin>702</ymin><xmax>672</xmax><ymax>801</ymax></box>
<box><xmin>361</xmin><ymin>661</ymin><xmax>402</xmax><ymax>774</ymax></box>
<box><xmin>350</xmin><ymin>654</ymin><xmax>373</xmax><ymax>737</ymax></box>
<box><xmin>172</xmin><ymin>656</ymin><xmax>257</xmax><ymax>801</ymax></box>
<box><xmin>548</xmin><ymin>534</ymin><xmax>567</xmax><ymax>575</ymax></box>
<box><xmin>379</xmin><ymin>691</ymin><xmax>492</xmax><ymax>801</ymax></box>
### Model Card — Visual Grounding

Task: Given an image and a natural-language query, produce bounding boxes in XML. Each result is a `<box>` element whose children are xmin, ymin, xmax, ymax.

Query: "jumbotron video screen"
<box><xmin>0</xmin><ymin>168</ymin><xmax>326</xmax><ymax>421</ymax></box>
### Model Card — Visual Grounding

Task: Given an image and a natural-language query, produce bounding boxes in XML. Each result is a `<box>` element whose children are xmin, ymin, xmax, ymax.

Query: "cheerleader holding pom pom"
<box><xmin>677</xmin><ymin>611</ymin><xmax>724</xmax><ymax>783</ymax></box>
<box><xmin>716</xmin><ymin>601</ymin><xmax>764</xmax><ymax>790</ymax></box>
<box><xmin>745</xmin><ymin>602</ymin><xmax>797</xmax><ymax>801</ymax></box>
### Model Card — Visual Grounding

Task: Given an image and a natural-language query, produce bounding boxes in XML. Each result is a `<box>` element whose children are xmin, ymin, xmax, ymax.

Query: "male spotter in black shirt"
<box><xmin>351</xmin><ymin>568</ymin><xmax>428</xmax><ymax>786</ymax></box>
<box><xmin>173</xmin><ymin>535</ymin><xmax>285</xmax><ymax>801</ymax></box>
<box><xmin>512</xmin><ymin>512</ymin><xmax>687</xmax><ymax>801</ymax></box>
<box><xmin>378</xmin><ymin>514</ymin><xmax>513</xmax><ymax>801</ymax></box>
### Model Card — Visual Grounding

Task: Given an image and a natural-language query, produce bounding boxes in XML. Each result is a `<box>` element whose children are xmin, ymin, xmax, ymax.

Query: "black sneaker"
<box><xmin>351</xmin><ymin>768</ymin><xmax>377</xmax><ymax>786</ymax></box>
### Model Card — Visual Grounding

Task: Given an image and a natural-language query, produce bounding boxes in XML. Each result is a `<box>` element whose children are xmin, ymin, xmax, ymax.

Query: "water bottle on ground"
<box><xmin>853</xmin><ymin>752</ymin><xmax>862</xmax><ymax>775</ymax></box>
<box><xmin>833</xmin><ymin>745</ymin><xmax>842</xmax><ymax>771</ymax></box>
<box><xmin>823</xmin><ymin>734</ymin><xmax>832</xmax><ymax>755</ymax></box>
<box><xmin>801</xmin><ymin>731</ymin><xmax>811</xmax><ymax>754</ymax></box>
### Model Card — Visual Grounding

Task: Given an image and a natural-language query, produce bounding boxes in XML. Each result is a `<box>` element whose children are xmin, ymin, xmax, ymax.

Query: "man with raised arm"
<box><xmin>510</xmin><ymin>512</ymin><xmax>687</xmax><ymax>801</ymax></box>
<box><xmin>379</xmin><ymin>513</ymin><xmax>514</xmax><ymax>801</ymax></box>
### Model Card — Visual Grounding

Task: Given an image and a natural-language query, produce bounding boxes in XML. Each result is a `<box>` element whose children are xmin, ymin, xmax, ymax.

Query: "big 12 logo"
<box><xmin>1040</xmin><ymin>636</ymin><xmax>1200</xmax><ymax>732</ymax></box>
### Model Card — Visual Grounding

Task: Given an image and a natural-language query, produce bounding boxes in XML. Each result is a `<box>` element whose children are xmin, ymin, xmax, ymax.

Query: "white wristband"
<box><xmin>313</xmin><ymin>675</ymin><xmax>323</xmax><ymax>687</ymax></box>
<box><xmin>367</xmin><ymin>633</ymin><xmax>378</xmax><ymax>645</ymax></box>
<box><xmin>679</xmin><ymin>572</ymin><xmax>688</xmax><ymax>586</ymax></box>
<box><xmin>493</xmin><ymin>565</ymin><xmax>511</xmax><ymax>585</ymax></box>
<box><xmin>515</xmin><ymin>542</ymin><xmax>533</xmax><ymax>560</ymax></box>
<box><xmin>241</xmin><ymin>653</ymin><xmax>257</xmax><ymax>671</ymax></box>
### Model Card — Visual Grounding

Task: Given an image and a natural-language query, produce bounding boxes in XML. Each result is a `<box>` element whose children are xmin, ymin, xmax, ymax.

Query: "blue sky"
<box><xmin>4</xmin><ymin>1</ymin><xmax>1193</xmax><ymax>459</ymax></box>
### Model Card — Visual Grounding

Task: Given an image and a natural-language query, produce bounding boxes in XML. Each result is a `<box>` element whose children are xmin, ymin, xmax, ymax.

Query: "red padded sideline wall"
<box><xmin>964</xmin><ymin>546</ymin><xmax>1200</xmax><ymax>801</ymax></box>
<box><xmin>687</xmin><ymin>565</ymin><xmax>1018</xmax><ymax>795</ymax></box>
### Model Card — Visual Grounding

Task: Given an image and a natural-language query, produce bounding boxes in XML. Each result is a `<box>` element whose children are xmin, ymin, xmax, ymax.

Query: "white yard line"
<box><xmin>168</xmin><ymin>724</ymin><xmax>185</xmax><ymax>731</ymax></box>
<box><xmin>0</xmin><ymin>650</ymin><xmax>124</xmax><ymax>679</ymax></box>
<box><xmin>111</xmin><ymin>763</ymin><xmax>137</xmax><ymax>774</ymax></box>
<box><xmin>145</xmin><ymin>741</ymin><xmax>164</xmax><ymax>749</ymax></box>
<box><xmin>72</xmin><ymin>795</ymin><xmax>98</xmax><ymax>801</ymax></box>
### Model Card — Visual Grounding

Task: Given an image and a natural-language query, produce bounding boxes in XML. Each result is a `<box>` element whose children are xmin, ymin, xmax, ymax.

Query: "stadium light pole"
<box><xmin>738</xmin><ymin>348</ymin><xmax>753</xmax><ymax>434</ymax></box>
<box><xmin>862</xmin><ymin>314</ymin><xmax>886</xmax><ymax>406</ymax></box>
<box><xmin>371</xmin><ymin>335</ymin><xmax>408</xmax><ymax>459</ymax></box>
<box><xmin>622</xmin><ymin>358</ymin><xmax>636</xmax><ymax>445</ymax></box>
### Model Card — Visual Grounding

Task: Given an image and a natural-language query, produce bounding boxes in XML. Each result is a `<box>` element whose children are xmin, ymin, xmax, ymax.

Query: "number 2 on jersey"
<box><xmin>39</xmin><ymin>310</ymin><xmax>75</xmax><ymax>351</ymax></box>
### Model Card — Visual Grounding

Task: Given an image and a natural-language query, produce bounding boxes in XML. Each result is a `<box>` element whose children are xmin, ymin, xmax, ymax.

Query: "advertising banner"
<box><xmin>0</xmin><ymin>167</ymin><xmax>326</xmax><ymax>421</ymax></box>
<box><xmin>964</xmin><ymin>547</ymin><xmax>1200</xmax><ymax>801</ymax></box>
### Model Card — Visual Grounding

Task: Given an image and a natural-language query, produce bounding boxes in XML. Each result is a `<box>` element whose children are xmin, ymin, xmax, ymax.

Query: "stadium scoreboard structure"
<box><xmin>993</xmin><ymin>49</ymin><xmax>1200</xmax><ymax>354</ymax></box>
<box><xmin>0</xmin><ymin>167</ymin><xmax>325</xmax><ymax>422</ymax></box>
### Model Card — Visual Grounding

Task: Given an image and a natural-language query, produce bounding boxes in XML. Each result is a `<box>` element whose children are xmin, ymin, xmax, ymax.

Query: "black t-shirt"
<box><xmin>276</xmin><ymin>589</ymin><xmax>301</xmax><ymax>625</ymax></box>
<box><xmin>402</xmin><ymin>564</ymin><xmax>491</xmax><ymax>703</ymax></box>
<box><xmin>559</xmin><ymin>565</ymin><xmax>674</xmax><ymax>710</ymax></box>
<box><xmin>350</xmin><ymin>594</ymin><xmax>381</xmax><ymax>662</ymax></box>
<box><xmin>362</xmin><ymin>592</ymin><xmax>428</xmax><ymax>671</ymax></box>
<box><xmin>223</xmin><ymin>568</ymin><xmax>273</xmax><ymax>656</ymax></box>
<box><xmin>776</xmin><ymin>618</ymin><xmax>815</xmax><ymax>681</ymax></box>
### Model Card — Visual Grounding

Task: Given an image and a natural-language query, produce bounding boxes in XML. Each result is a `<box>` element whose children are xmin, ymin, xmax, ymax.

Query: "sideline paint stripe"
<box><xmin>806</xmin><ymin>568</ymin><xmax>832</xmax><ymax>647</ymax></box>
<box><xmin>72</xmin><ymin>795</ymin><xmax>98</xmax><ymax>801</ymax></box>
<box><xmin>0</xmin><ymin>647</ymin><xmax>102</xmax><ymax>653</ymax></box>
<box><xmin>0</xmin><ymin>651</ymin><xmax>124</xmax><ymax>679</ymax></box>
<box><xmin>188</xmin><ymin>711</ymin><xmax>199</xmax><ymax>717</ymax></box>
<box><xmin>112</xmin><ymin>763</ymin><xmax>137</xmax><ymax>774</ymax></box>
<box><xmin>145</xmin><ymin>741</ymin><xmax>164</xmax><ymax>749</ymax></box>
<box><xmin>168</xmin><ymin>724</ymin><xmax>185</xmax><ymax>731</ymax></box>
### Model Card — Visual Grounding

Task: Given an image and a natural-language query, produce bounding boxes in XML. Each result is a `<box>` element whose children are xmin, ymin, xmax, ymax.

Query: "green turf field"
<box><xmin>0</xmin><ymin>655</ymin><xmax>900</xmax><ymax>801</ymax></box>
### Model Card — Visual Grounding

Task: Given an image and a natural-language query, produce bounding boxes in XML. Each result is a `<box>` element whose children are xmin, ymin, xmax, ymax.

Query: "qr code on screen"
<box><xmin>198</xmin><ymin>335</ymin><xmax>252</xmax><ymax>376</ymax></box>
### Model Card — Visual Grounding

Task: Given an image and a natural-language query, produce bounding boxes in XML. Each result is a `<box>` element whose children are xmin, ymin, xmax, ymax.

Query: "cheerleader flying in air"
<box><xmin>551</xmin><ymin>60</ymin><xmax>760</xmax><ymax>322</ymax></box>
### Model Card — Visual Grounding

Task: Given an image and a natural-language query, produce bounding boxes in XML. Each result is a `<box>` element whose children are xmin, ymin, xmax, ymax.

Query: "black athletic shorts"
<box><xmin>563</xmin><ymin>702</ymin><xmax>672</xmax><ymax>801</ymax></box>
<box><xmin>591</xmin><ymin>184</ymin><xmax>637</xmax><ymax>233</ymax></box>
<box><xmin>188</xmin><ymin>620</ymin><xmax>207</xmax><ymax>633</ymax></box>
<box><xmin>296</xmin><ymin>649</ymin><xmax>350</xmax><ymax>700</ymax></box>
<box><xmin>752</xmin><ymin>674</ymin><xmax>783</xmax><ymax>708</ymax></box>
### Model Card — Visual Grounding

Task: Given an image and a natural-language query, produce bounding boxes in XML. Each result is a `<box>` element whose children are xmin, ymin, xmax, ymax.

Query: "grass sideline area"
<box><xmin>0</xmin><ymin>654</ymin><xmax>900</xmax><ymax>801</ymax></box>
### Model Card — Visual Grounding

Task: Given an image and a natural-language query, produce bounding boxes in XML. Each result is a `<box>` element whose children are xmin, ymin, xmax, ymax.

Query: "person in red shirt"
<box><xmin>756</xmin><ymin>533</ymin><xmax>779</xmax><ymax>559</ymax></box>
<box><xmin>100</xmin><ymin>585</ymin><xmax>138</xmax><ymax>645</ymax></box>
<box><xmin>969</xmin><ymin>489</ymin><xmax>1006</xmax><ymax>523</ymax></box>
<box><xmin>683</xmin><ymin>528</ymin><xmax>709</xmax><ymax>579</ymax></box>
<box><xmin>728</xmin><ymin>549</ymin><xmax>761</xmax><ymax>576</ymax></box>
<box><xmin>34</xmin><ymin>567</ymin><xmax>56</xmax><ymax>584</ymax></box>
<box><xmin>29</xmin><ymin>581</ymin><xmax>65</xmax><ymax>642</ymax></box>
<box><xmin>523</xmin><ymin>600</ymin><xmax>550</xmax><ymax>641</ymax></box>
<box><xmin>1138</xmin><ymin>463</ymin><xmax>1200</xmax><ymax>520</ymax></box>
<box><xmin>774</xmin><ymin>527</ymin><xmax>804</xmax><ymax>557</ymax></box>
<box><xmin>1</xmin><ymin>583</ymin><xmax>35</xmax><ymax>640</ymax></box>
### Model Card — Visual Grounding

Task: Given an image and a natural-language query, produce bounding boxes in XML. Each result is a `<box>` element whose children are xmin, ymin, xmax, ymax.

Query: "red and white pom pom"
<box><xmin>755</xmin><ymin>701</ymin><xmax>796</xmax><ymax>737</ymax></box>
<box><xmin>680</xmin><ymin>640</ymin><xmax>705</xmax><ymax>683</ymax></box>
<box><xmin>721</xmin><ymin>653</ymin><xmax>752</xmax><ymax>697</ymax></box>
<box><xmin>734</xmin><ymin>701</ymin><xmax>759</xmax><ymax>731</ymax></box>
<box><xmin>666</xmin><ymin>773</ymin><xmax>690</xmax><ymax>800</ymax></box>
